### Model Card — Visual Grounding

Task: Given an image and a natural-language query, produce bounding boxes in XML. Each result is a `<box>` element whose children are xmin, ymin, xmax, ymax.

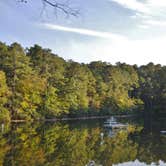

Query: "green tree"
<box><xmin>0</xmin><ymin>42</ymin><xmax>33</xmax><ymax>119</ymax></box>
<box><xmin>0</xmin><ymin>71</ymin><xmax>10</xmax><ymax>122</ymax></box>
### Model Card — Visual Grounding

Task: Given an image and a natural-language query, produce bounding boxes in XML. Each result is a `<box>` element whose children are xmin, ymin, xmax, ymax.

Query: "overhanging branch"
<box><xmin>17</xmin><ymin>0</ymin><xmax>80</xmax><ymax>17</ymax></box>
<box><xmin>42</xmin><ymin>0</ymin><xmax>79</xmax><ymax>17</ymax></box>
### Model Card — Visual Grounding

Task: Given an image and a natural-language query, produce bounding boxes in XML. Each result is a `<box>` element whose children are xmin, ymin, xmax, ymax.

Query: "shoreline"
<box><xmin>11</xmin><ymin>114</ymin><xmax>138</xmax><ymax>123</ymax></box>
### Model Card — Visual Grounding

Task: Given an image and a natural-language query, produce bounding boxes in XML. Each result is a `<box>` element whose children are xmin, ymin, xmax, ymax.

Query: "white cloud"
<box><xmin>39</xmin><ymin>6</ymin><xmax>166</xmax><ymax>66</ymax></box>
<box><xmin>137</xmin><ymin>24</ymin><xmax>149</xmax><ymax>29</ymax></box>
<box><xmin>113</xmin><ymin>160</ymin><xmax>166</xmax><ymax>166</ymax></box>
<box><xmin>110</xmin><ymin>0</ymin><xmax>149</xmax><ymax>13</ymax></box>
<box><xmin>110</xmin><ymin>0</ymin><xmax>166</xmax><ymax>15</ymax></box>
<box><xmin>147</xmin><ymin>0</ymin><xmax>166</xmax><ymax>8</ymax></box>
<box><xmin>38</xmin><ymin>21</ymin><xmax>166</xmax><ymax>66</ymax></box>
<box><xmin>57</xmin><ymin>36</ymin><xmax>166</xmax><ymax>66</ymax></box>
<box><xmin>110</xmin><ymin>0</ymin><xmax>166</xmax><ymax>29</ymax></box>
<box><xmin>138</xmin><ymin>19</ymin><xmax>166</xmax><ymax>29</ymax></box>
<box><xmin>145</xmin><ymin>20</ymin><xmax>166</xmax><ymax>26</ymax></box>
<box><xmin>42</xmin><ymin>23</ymin><xmax>126</xmax><ymax>41</ymax></box>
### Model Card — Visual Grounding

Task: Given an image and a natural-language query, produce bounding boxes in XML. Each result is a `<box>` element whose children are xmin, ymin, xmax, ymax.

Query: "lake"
<box><xmin>0</xmin><ymin>116</ymin><xmax>166</xmax><ymax>166</ymax></box>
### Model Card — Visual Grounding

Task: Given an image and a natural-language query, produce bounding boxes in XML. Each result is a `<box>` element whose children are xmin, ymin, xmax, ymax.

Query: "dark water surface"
<box><xmin>1</xmin><ymin>116</ymin><xmax>166</xmax><ymax>166</ymax></box>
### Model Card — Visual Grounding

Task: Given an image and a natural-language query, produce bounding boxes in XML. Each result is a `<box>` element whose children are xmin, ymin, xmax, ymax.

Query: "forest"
<box><xmin>0</xmin><ymin>41</ymin><xmax>166</xmax><ymax>122</ymax></box>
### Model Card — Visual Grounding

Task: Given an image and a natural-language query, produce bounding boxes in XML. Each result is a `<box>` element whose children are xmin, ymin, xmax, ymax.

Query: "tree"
<box><xmin>27</xmin><ymin>45</ymin><xmax>67</xmax><ymax>117</ymax></box>
<box><xmin>136</xmin><ymin>63</ymin><xmax>163</xmax><ymax>111</ymax></box>
<box><xmin>63</xmin><ymin>62</ymin><xmax>89</xmax><ymax>113</ymax></box>
<box><xmin>18</xmin><ymin>0</ymin><xmax>79</xmax><ymax>17</ymax></box>
<box><xmin>0</xmin><ymin>42</ymin><xmax>47</xmax><ymax>120</ymax></box>
<box><xmin>0</xmin><ymin>43</ymin><xmax>33</xmax><ymax>119</ymax></box>
<box><xmin>0</xmin><ymin>41</ymin><xmax>166</xmax><ymax>120</ymax></box>
<box><xmin>16</xmin><ymin>74</ymin><xmax>46</xmax><ymax>120</ymax></box>
<box><xmin>0</xmin><ymin>71</ymin><xmax>10</xmax><ymax>122</ymax></box>
<box><xmin>40</xmin><ymin>85</ymin><xmax>62</xmax><ymax>118</ymax></box>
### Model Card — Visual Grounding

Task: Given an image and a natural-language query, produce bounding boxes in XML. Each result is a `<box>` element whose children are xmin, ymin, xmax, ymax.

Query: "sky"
<box><xmin>114</xmin><ymin>159</ymin><xmax>166</xmax><ymax>166</ymax></box>
<box><xmin>0</xmin><ymin>0</ymin><xmax>166</xmax><ymax>65</ymax></box>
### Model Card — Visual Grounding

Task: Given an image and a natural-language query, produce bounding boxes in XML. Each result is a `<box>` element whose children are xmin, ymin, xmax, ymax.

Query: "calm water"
<box><xmin>0</xmin><ymin>116</ymin><xmax>166</xmax><ymax>166</ymax></box>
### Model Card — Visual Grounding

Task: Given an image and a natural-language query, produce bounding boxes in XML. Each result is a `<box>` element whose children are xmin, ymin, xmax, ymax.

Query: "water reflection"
<box><xmin>0</xmin><ymin>118</ymin><xmax>166</xmax><ymax>166</ymax></box>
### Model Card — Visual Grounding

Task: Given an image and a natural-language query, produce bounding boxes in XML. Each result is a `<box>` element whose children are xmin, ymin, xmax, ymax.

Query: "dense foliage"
<box><xmin>0</xmin><ymin>42</ymin><xmax>165</xmax><ymax>121</ymax></box>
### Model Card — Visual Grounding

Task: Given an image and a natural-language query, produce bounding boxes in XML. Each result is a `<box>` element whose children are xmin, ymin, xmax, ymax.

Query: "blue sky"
<box><xmin>1</xmin><ymin>0</ymin><xmax>166</xmax><ymax>65</ymax></box>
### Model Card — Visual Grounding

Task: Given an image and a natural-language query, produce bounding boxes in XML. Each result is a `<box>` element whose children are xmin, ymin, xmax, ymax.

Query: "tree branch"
<box><xmin>17</xmin><ymin>0</ymin><xmax>80</xmax><ymax>17</ymax></box>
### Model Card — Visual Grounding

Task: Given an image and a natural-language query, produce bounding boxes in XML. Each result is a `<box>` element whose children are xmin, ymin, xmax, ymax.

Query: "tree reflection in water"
<box><xmin>0</xmin><ymin>120</ymin><xmax>165</xmax><ymax>166</ymax></box>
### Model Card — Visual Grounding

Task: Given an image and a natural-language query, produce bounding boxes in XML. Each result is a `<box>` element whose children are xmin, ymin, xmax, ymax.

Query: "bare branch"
<box><xmin>42</xmin><ymin>0</ymin><xmax>80</xmax><ymax>17</ymax></box>
<box><xmin>17</xmin><ymin>0</ymin><xmax>80</xmax><ymax>18</ymax></box>
<box><xmin>17</xmin><ymin>0</ymin><xmax>27</xmax><ymax>3</ymax></box>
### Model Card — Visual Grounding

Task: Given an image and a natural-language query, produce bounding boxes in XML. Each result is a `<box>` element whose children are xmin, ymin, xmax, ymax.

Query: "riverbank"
<box><xmin>11</xmin><ymin>114</ymin><xmax>139</xmax><ymax>123</ymax></box>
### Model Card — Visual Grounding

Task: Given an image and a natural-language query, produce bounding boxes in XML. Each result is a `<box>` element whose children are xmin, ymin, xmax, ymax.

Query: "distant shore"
<box><xmin>11</xmin><ymin>114</ymin><xmax>138</xmax><ymax>123</ymax></box>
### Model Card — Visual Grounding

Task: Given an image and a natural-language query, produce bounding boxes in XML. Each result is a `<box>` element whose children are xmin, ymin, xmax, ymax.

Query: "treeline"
<box><xmin>0</xmin><ymin>42</ymin><xmax>165</xmax><ymax>121</ymax></box>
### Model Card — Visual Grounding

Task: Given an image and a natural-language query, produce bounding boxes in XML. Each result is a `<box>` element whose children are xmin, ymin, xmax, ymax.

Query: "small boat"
<box><xmin>104</xmin><ymin>117</ymin><xmax>128</xmax><ymax>129</ymax></box>
<box><xmin>104</xmin><ymin>117</ymin><xmax>116</xmax><ymax>124</ymax></box>
<box><xmin>85</xmin><ymin>160</ymin><xmax>102</xmax><ymax>166</ymax></box>
<box><xmin>86</xmin><ymin>161</ymin><xmax>95</xmax><ymax>166</ymax></box>
<box><xmin>160</xmin><ymin>131</ymin><xmax>166</xmax><ymax>134</ymax></box>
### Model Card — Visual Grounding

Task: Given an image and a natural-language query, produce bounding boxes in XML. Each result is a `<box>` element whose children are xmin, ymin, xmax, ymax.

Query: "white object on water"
<box><xmin>86</xmin><ymin>160</ymin><xmax>95</xmax><ymax>166</ymax></box>
<box><xmin>160</xmin><ymin>131</ymin><xmax>166</xmax><ymax>134</ymax></box>
<box><xmin>104</xmin><ymin>117</ymin><xmax>128</xmax><ymax>129</ymax></box>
